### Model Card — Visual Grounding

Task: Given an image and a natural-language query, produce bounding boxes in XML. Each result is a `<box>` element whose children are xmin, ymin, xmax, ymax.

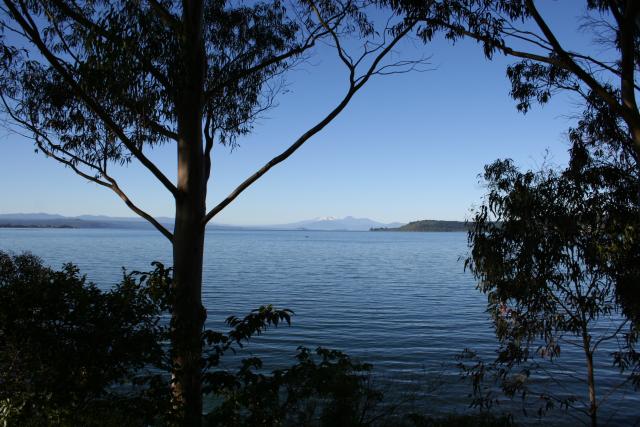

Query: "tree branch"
<box><xmin>203</xmin><ymin>19</ymin><xmax>418</xmax><ymax>224</ymax></box>
<box><xmin>525</xmin><ymin>0</ymin><xmax>640</xmax><ymax>133</ymax></box>
<box><xmin>4</xmin><ymin>0</ymin><xmax>178</xmax><ymax>197</ymax></box>
<box><xmin>203</xmin><ymin>84</ymin><xmax>358</xmax><ymax>224</ymax></box>
<box><xmin>0</xmin><ymin>92</ymin><xmax>174</xmax><ymax>242</ymax></box>
<box><xmin>309</xmin><ymin>0</ymin><xmax>354</xmax><ymax>74</ymax></box>
<box><xmin>203</xmin><ymin>24</ymin><xmax>328</xmax><ymax>101</ymax></box>
<box><xmin>101</xmin><ymin>172</ymin><xmax>174</xmax><ymax>242</ymax></box>
<box><xmin>144</xmin><ymin>0</ymin><xmax>181</xmax><ymax>31</ymax></box>
<box><xmin>33</xmin><ymin>136</ymin><xmax>174</xmax><ymax>242</ymax></box>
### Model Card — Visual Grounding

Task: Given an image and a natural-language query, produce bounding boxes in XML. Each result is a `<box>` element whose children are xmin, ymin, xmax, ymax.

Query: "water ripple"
<box><xmin>1</xmin><ymin>228</ymin><xmax>637</xmax><ymax>425</ymax></box>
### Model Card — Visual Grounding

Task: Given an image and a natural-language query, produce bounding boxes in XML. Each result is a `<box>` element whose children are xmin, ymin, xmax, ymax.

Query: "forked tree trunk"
<box><xmin>172</xmin><ymin>1</ymin><xmax>207</xmax><ymax>425</ymax></box>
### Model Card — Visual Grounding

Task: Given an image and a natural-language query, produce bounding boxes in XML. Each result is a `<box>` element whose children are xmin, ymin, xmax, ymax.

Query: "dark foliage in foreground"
<box><xmin>203</xmin><ymin>346</ymin><xmax>382</xmax><ymax>427</ymax></box>
<box><xmin>3</xmin><ymin>252</ymin><xmax>455</xmax><ymax>426</ymax></box>
<box><xmin>0</xmin><ymin>251</ymin><xmax>170</xmax><ymax>425</ymax></box>
<box><xmin>408</xmin><ymin>413</ymin><xmax>514</xmax><ymax>427</ymax></box>
<box><xmin>465</xmin><ymin>136</ymin><xmax>640</xmax><ymax>424</ymax></box>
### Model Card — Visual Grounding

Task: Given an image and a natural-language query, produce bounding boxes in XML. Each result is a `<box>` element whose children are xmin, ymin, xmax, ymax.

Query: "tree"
<box><xmin>465</xmin><ymin>151</ymin><xmax>640</xmax><ymax>426</ymax></box>
<box><xmin>0</xmin><ymin>1</ymin><xmax>421</xmax><ymax>423</ymax></box>
<box><xmin>386</xmin><ymin>0</ymin><xmax>640</xmax><ymax>164</ymax></box>
<box><xmin>386</xmin><ymin>0</ymin><xmax>640</xmax><ymax>322</ymax></box>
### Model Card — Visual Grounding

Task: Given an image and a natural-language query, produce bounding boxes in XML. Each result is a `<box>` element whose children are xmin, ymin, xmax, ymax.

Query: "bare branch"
<box><xmin>203</xmin><ymin>81</ymin><xmax>358</xmax><ymax>224</ymax></box>
<box><xmin>3</xmin><ymin>0</ymin><xmax>178</xmax><ymax>197</ymax></box>
<box><xmin>501</xmin><ymin>23</ymin><xmax>552</xmax><ymax>50</ymax></box>
<box><xmin>36</xmin><ymin>138</ymin><xmax>110</xmax><ymax>188</ymax></box>
<box><xmin>101</xmin><ymin>172</ymin><xmax>174</xmax><ymax>242</ymax></box>
<box><xmin>354</xmin><ymin>21</ymin><xmax>417</xmax><ymax>91</ymax></box>
<box><xmin>203</xmin><ymin>19</ymin><xmax>418</xmax><ymax>224</ymax></box>
<box><xmin>369</xmin><ymin>56</ymin><xmax>433</xmax><ymax>76</ymax></box>
<box><xmin>0</xmin><ymin>93</ymin><xmax>174</xmax><ymax>242</ymax></box>
<box><xmin>309</xmin><ymin>0</ymin><xmax>354</xmax><ymax>75</ymax></box>
<box><xmin>592</xmin><ymin>319</ymin><xmax>629</xmax><ymax>353</ymax></box>
<box><xmin>33</xmin><ymin>135</ymin><xmax>173</xmax><ymax>242</ymax></box>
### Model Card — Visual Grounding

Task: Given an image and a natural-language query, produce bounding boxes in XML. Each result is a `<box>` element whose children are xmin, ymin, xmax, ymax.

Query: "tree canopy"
<box><xmin>387</xmin><ymin>0</ymin><xmax>640</xmax><ymax>163</ymax></box>
<box><xmin>0</xmin><ymin>2</ymin><xmax>423</xmax><ymax>422</ymax></box>
<box><xmin>466</xmin><ymin>145</ymin><xmax>640</xmax><ymax>424</ymax></box>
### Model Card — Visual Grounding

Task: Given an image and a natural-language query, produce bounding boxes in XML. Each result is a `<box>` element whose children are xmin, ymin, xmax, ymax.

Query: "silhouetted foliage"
<box><xmin>407</xmin><ymin>411</ymin><xmax>515</xmax><ymax>427</ymax></box>
<box><xmin>0</xmin><ymin>251</ymin><xmax>171</xmax><ymax>425</ymax></box>
<box><xmin>386</xmin><ymin>0</ymin><xmax>640</xmax><ymax>163</ymax></box>
<box><xmin>371</xmin><ymin>220</ymin><xmax>470</xmax><ymax>232</ymax></box>
<box><xmin>0</xmin><ymin>3</ymin><xmax>421</xmax><ymax>420</ymax></box>
<box><xmin>204</xmin><ymin>346</ymin><xmax>382</xmax><ymax>427</ymax></box>
<box><xmin>380</xmin><ymin>5</ymin><xmax>640</xmax><ymax>422</ymax></box>
<box><xmin>0</xmin><ymin>254</ymin><xmax>400</xmax><ymax>426</ymax></box>
<box><xmin>466</xmin><ymin>150</ymin><xmax>640</xmax><ymax>425</ymax></box>
<box><xmin>567</xmin><ymin>94</ymin><xmax>640</xmax><ymax>325</ymax></box>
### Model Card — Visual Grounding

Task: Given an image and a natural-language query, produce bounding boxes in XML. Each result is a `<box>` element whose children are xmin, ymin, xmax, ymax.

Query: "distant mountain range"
<box><xmin>0</xmin><ymin>213</ymin><xmax>235</xmax><ymax>231</ymax></box>
<box><xmin>0</xmin><ymin>213</ymin><xmax>404</xmax><ymax>232</ymax></box>
<box><xmin>265</xmin><ymin>216</ymin><xmax>404</xmax><ymax>231</ymax></box>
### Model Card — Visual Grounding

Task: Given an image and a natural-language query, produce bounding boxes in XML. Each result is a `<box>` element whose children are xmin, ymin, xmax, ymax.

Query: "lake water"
<box><xmin>0</xmin><ymin>228</ymin><xmax>638</xmax><ymax>425</ymax></box>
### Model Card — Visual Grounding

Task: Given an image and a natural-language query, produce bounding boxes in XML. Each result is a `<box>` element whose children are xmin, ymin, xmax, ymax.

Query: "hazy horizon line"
<box><xmin>0</xmin><ymin>211</ymin><xmax>469</xmax><ymax>227</ymax></box>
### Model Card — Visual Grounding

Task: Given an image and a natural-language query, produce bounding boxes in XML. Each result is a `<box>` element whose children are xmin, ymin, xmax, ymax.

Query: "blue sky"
<box><xmin>0</xmin><ymin>2</ymin><xmax>590</xmax><ymax>225</ymax></box>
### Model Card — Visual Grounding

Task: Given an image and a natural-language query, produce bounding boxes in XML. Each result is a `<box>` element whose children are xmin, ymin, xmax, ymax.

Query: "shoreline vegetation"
<box><xmin>0</xmin><ymin>224</ymin><xmax>74</xmax><ymax>229</ymax></box>
<box><xmin>0</xmin><ymin>215</ymin><xmax>470</xmax><ymax>232</ymax></box>
<box><xmin>371</xmin><ymin>220</ymin><xmax>470</xmax><ymax>232</ymax></box>
<box><xmin>0</xmin><ymin>220</ymin><xmax>470</xmax><ymax>232</ymax></box>
<box><xmin>0</xmin><ymin>1</ymin><xmax>637</xmax><ymax>424</ymax></box>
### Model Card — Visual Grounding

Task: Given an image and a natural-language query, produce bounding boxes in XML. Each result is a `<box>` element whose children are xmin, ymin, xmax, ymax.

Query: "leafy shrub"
<box><xmin>0</xmin><ymin>253</ymin><xmax>386</xmax><ymax>426</ymax></box>
<box><xmin>204</xmin><ymin>346</ymin><xmax>382</xmax><ymax>427</ymax></box>
<box><xmin>0</xmin><ymin>251</ymin><xmax>171</xmax><ymax>425</ymax></box>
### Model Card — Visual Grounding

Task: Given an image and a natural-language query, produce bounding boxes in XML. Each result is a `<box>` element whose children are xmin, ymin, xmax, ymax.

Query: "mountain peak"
<box><xmin>314</xmin><ymin>216</ymin><xmax>337</xmax><ymax>221</ymax></box>
<box><xmin>273</xmin><ymin>216</ymin><xmax>404</xmax><ymax>231</ymax></box>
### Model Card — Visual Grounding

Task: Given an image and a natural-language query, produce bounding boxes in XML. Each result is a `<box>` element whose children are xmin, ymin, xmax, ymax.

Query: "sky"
<box><xmin>0</xmin><ymin>2</ymin><xmax>595</xmax><ymax>226</ymax></box>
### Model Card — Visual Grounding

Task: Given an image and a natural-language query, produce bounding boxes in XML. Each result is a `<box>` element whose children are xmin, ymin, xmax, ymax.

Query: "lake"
<box><xmin>0</xmin><ymin>228</ymin><xmax>638</xmax><ymax>425</ymax></box>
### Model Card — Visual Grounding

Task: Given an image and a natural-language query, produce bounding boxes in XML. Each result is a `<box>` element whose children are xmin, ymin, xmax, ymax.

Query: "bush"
<box><xmin>0</xmin><ymin>251</ymin><xmax>171</xmax><ymax>425</ymax></box>
<box><xmin>204</xmin><ymin>346</ymin><xmax>382</xmax><ymax>427</ymax></box>
<box><xmin>0</xmin><ymin>253</ymin><xmax>386</xmax><ymax>426</ymax></box>
<box><xmin>1</xmin><ymin>251</ymin><xmax>513</xmax><ymax>426</ymax></box>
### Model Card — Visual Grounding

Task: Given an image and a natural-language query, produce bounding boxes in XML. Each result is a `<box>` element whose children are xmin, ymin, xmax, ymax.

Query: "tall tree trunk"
<box><xmin>172</xmin><ymin>1</ymin><xmax>206</xmax><ymax>425</ymax></box>
<box><xmin>172</xmin><ymin>206</ymin><xmax>206</xmax><ymax>425</ymax></box>
<box><xmin>618</xmin><ymin>1</ymin><xmax>640</xmax><ymax>164</ymax></box>
<box><xmin>582</xmin><ymin>332</ymin><xmax>597</xmax><ymax>427</ymax></box>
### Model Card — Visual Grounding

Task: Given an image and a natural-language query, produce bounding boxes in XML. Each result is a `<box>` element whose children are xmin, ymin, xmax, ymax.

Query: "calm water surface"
<box><xmin>1</xmin><ymin>228</ymin><xmax>638</xmax><ymax>425</ymax></box>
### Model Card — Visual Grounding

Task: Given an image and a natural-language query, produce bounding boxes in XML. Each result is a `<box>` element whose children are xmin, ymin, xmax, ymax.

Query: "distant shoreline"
<box><xmin>371</xmin><ymin>220</ymin><xmax>470</xmax><ymax>232</ymax></box>
<box><xmin>0</xmin><ymin>224</ymin><xmax>75</xmax><ymax>229</ymax></box>
<box><xmin>0</xmin><ymin>214</ymin><xmax>471</xmax><ymax>232</ymax></box>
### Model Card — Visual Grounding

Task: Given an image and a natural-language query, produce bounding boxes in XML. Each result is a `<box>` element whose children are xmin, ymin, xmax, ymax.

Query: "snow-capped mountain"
<box><xmin>269</xmin><ymin>216</ymin><xmax>404</xmax><ymax>231</ymax></box>
<box><xmin>1</xmin><ymin>213</ymin><xmax>405</xmax><ymax>232</ymax></box>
